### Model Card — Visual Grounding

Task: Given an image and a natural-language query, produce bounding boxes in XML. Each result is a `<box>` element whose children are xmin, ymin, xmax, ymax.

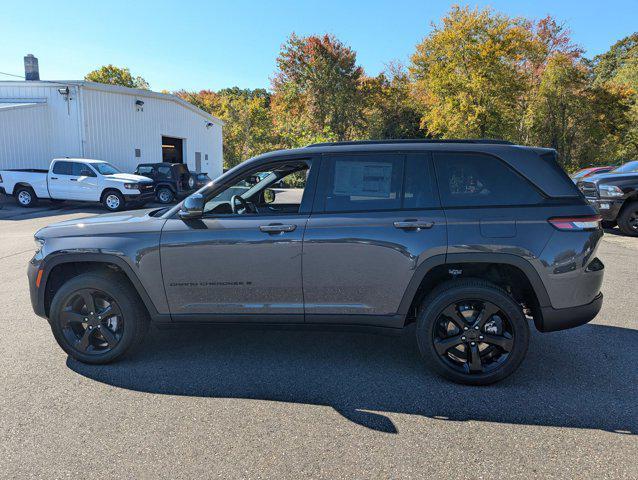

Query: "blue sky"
<box><xmin>1</xmin><ymin>0</ymin><xmax>636</xmax><ymax>92</ymax></box>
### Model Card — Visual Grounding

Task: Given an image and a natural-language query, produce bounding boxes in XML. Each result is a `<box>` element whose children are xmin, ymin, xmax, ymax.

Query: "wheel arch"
<box><xmin>12</xmin><ymin>182</ymin><xmax>35</xmax><ymax>195</ymax></box>
<box><xmin>155</xmin><ymin>182</ymin><xmax>176</xmax><ymax>193</ymax></box>
<box><xmin>40</xmin><ymin>253</ymin><xmax>163</xmax><ymax>321</ymax></box>
<box><xmin>399</xmin><ymin>253</ymin><xmax>551</xmax><ymax>328</ymax></box>
<box><xmin>100</xmin><ymin>187</ymin><xmax>124</xmax><ymax>202</ymax></box>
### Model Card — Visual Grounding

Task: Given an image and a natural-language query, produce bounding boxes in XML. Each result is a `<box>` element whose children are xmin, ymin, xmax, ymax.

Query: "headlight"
<box><xmin>123</xmin><ymin>183</ymin><xmax>139</xmax><ymax>190</ymax></box>
<box><xmin>598</xmin><ymin>185</ymin><xmax>624</xmax><ymax>197</ymax></box>
<box><xmin>34</xmin><ymin>237</ymin><xmax>45</xmax><ymax>254</ymax></box>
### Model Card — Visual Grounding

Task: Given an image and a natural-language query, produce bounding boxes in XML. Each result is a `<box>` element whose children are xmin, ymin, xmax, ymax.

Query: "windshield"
<box><xmin>93</xmin><ymin>163</ymin><xmax>122</xmax><ymax>175</ymax></box>
<box><xmin>612</xmin><ymin>161</ymin><xmax>638</xmax><ymax>174</ymax></box>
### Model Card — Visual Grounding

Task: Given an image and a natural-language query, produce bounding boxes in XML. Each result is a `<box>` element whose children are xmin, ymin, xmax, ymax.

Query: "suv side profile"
<box><xmin>28</xmin><ymin>140</ymin><xmax>604</xmax><ymax>385</ymax></box>
<box><xmin>133</xmin><ymin>162</ymin><xmax>211</xmax><ymax>204</ymax></box>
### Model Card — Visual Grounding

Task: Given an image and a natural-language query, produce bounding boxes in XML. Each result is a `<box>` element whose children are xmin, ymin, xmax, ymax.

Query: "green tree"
<box><xmin>85</xmin><ymin>65</ymin><xmax>150</xmax><ymax>89</ymax></box>
<box><xmin>176</xmin><ymin>88</ymin><xmax>279</xmax><ymax>169</ymax></box>
<box><xmin>410</xmin><ymin>6</ymin><xmax>536</xmax><ymax>139</ymax></box>
<box><xmin>271</xmin><ymin>33</ymin><xmax>365</xmax><ymax>146</ymax></box>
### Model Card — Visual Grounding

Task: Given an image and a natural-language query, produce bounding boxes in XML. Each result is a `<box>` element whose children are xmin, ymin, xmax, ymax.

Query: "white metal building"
<box><xmin>0</xmin><ymin>80</ymin><xmax>223</xmax><ymax>176</ymax></box>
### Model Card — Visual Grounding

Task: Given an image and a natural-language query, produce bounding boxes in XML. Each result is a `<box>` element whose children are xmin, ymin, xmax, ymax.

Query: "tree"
<box><xmin>176</xmin><ymin>88</ymin><xmax>279</xmax><ymax>169</ymax></box>
<box><xmin>359</xmin><ymin>63</ymin><xmax>425</xmax><ymax>139</ymax></box>
<box><xmin>410</xmin><ymin>6</ymin><xmax>536</xmax><ymax>139</ymax></box>
<box><xmin>85</xmin><ymin>65</ymin><xmax>150</xmax><ymax>89</ymax></box>
<box><xmin>271</xmin><ymin>33</ymin><xmax>365</xmax><ymax>146</ymax></box>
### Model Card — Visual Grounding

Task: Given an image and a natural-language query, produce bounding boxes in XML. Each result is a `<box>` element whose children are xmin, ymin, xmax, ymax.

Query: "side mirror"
<box><xmin>179</xmin><ymin>193</ymin><xmax>204</xmax><ymax>219</ymax></box>
<box><xmin>263</xmin><ymin>188</ymin><xmax>276</xmax><ymax>204</ymax></box>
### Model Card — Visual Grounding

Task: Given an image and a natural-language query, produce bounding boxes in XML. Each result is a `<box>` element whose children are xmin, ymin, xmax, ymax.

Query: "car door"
<box><xmin>302</xmin><ymin>151</ymin><xmax>447</xmax><ymax>327</ymax></box>
<box><xmin>48</xmin><ymin>160</ymin><xmax>73</xmax><ymax>199</ymax></box>
<box><xmin>159</xmin><ymin>156</ymin><xmax>318</xmax><ymax>322</ymax></box>
<box><xmin>71</xmin><ymin>163</ymin><xmax>100</xmax><ymax>201</ymax></box>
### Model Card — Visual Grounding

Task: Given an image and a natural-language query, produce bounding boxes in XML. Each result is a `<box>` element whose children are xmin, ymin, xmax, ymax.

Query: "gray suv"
<box><xmin>28</xmin><ymin>140</ymin><xmax>604</xmax><ymax>385</ymax></box>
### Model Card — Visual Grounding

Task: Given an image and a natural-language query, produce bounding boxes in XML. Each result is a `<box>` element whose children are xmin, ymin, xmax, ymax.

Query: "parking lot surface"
<box><xmin>0</xmin><ymin>201</ymin><xmax>636</xmax><ymax>479</ymax></box>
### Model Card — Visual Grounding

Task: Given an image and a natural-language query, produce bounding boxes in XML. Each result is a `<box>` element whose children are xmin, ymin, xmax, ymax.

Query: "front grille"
<box><xmin>139</xmin><ymin>183</ymin><xmax>154</xmax><ymax>191</ymax></box>
<box><xmin>578</xmin><ymin>181</ymin><xmax>599</xmax><ymax>199</ymax></box>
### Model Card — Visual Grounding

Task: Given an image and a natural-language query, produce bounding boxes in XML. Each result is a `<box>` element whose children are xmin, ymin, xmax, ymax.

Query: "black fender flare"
<box><xmin>38</xmin><ymin>251</ymin><xmax>165</xmax><ymax>320</ymax></box>
<box><xmin>397</xmin><ymin>252</ymin><xmax>551</xmax><ymax>315</ymax></box>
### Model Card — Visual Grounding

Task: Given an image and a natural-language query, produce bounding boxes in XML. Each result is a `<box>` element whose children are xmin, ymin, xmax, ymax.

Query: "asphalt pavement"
<box><xmin>0</xmin><ymin>201</ymin><xmax>636</xmax><ymax>479</ymax></box>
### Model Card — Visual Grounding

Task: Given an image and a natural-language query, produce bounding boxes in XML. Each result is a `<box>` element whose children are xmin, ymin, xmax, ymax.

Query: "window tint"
<box><xmin>403</xmin><ymin>154</ymin><xmax>438</xmax><ymax>209</ymax></box>
<box><xmin>157</xmin><ymin>166</ymin><xmax>172</xmax><ymax>179</ymax></box>
<box><xmin>71</xmin><ymin>163</ymin><xmax>96</xmax><ymax>177</ymax></box>
<box><xmin>52</xmin><ymin>161</ymin><xmax>72</xmax><ymax>175</ymax></box>
<box><xmin>434</xmin><ymin>152</ymin><xmax>542</xmax><ymax>207</ymax></box>
<box><xmin>137</xmin><ymin>166</ymin><xmax>154</xmax><ymax>176</ymax></box>
<box><xmin>324</xmin><ymin>154</ymin><xmax>403</xmax><ymax>212</ymax></box>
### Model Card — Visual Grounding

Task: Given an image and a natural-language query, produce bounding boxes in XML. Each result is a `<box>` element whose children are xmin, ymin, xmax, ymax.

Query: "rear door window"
<box><xmin>403</xmin><ymin>153</ymin><xmax>439</xmax><ymax>209</ymax></box>
<box><xmin>322</xmin><ymin>154</ymin><xmax>404</xmax><ymax>212</ymax></box>
<box><xmin>52</xmin><ymin>161</ymin><xmax>72</xmax><ymax>175</ymax></box>
<box><xmin>433</xmin><ymin>152</ymin><xmax>543</xmax><ymax>207</ymax></box>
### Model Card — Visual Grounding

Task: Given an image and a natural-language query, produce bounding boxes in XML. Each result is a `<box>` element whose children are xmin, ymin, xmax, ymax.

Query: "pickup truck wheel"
<box><xmin>15</xmin><ymin>187</ymin><xmax>38</xmax><ymax>207</ymax></box>
<box><xmin>416</xmin><ymin>279</ymin><xmax>529</xmax><ymax>386</ymax></box>
<box><xmin>156</xmin><ymin>187</ymin><xmax>175</xmax><ymax>204</ymax></box>
<box><xmin>49</xmin><ymin>273</ymin><xmax>149</xmax><ymax>364</ymax></box>
<box><xmin>617</xmin><ymin>202</ymin><xmax>638</xmax><ymax>236</ymax></box>
<box><xmin>102</xmin><ymin>191</ymin><xmax>125</xmax><ymax>212</ymax></box>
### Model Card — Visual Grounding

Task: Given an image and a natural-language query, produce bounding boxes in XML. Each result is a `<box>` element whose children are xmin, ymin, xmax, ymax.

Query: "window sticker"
<box><xmin>333</xmin><ymin>161</ymin><xmax>393</xmax><ymax>198</ymax></box>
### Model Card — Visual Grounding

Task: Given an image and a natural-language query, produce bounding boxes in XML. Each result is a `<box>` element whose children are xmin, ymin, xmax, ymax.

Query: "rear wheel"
<box><xmin>416</xmin><ymin>279</ymin><xmax>529</xmax><ymax>385</ymax></box>
<box><xmin>617</xmin><ymin>202</ymin><xmax>638</xmax><ymax>236</ymax></box>
<box><xmin>156</xmin><ymin>187</ymin><xmax>175</xmax><ymax>204</ymax></box>
<box><xmin>15</xmin><ymin>186</ymin><xmax>38</xmax><ymax>207</ymax></box>
<box><xmin>102</xmin><ymin>190</ymin><xmax>125</xmax><ymax>212</ymax></box>
<box><xmin>49</xmin><ymin>273</ymin><xmax>149</xmax><ymax>364</ymax></box>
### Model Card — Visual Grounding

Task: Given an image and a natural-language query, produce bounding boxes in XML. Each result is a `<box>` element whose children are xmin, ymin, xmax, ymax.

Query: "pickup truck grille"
<box><xmin>578</xmin><ymin>181</ymin><xmax>599</xmax><ymax>199</ymax></box>
<box><xmin>139</xmin><ymin>183</ymin><xmax>154</xmax><ymax>192</ymax></box>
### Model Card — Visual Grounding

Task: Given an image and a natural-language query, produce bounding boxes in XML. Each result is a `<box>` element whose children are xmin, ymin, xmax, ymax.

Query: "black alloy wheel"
<box><xmin>432</xmin><ymin>300</ymin><xmax>513</xmax><ymax>375</ymax></box>
<box><xmin>59</xmin><ymin>289</ymin><xmax>124</xmax><ymax>356</ymax></box>
<box><xmin>416</xmin><ymin>279</ymin><xmax>529</xmax><ymax>385</ymax></box>
<box><xmin>618</xmin><ymin>204</ymin><xmax>638</xmax><ymax>236</ymax></box>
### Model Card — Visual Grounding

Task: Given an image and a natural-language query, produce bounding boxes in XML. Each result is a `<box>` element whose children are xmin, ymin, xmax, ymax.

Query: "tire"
<box><xmin>102</xmin><ymin>190</ymin><xmax>125</xmax><ymax>212</ymax></box>
<box><xmin>617</xmin><ymin>202</ymin><xmax>638</xmax><ymax>236</ymax></box>
<box><xmin>416</xmin><ymin>279</ymin><xmax>529</xmax><ymax>386</ymax></box>
<box><xmin>49</xmin><ymin>272</ymin><xmax>149</xmax><ymax>364</ymax></box>
<box><xmin>601</xmin><ymin>220</ymin><xmax>616</xmax><ymax>229</ymax></box>
<box><xmin>156</xmin><ymin>187</ymin><xmax>175</xmax><ymax>204</ymax></box>
<box><xmin>14</xmin><ymin>186</ymin><xmax>38</xmax><ymax>208</ymax></box>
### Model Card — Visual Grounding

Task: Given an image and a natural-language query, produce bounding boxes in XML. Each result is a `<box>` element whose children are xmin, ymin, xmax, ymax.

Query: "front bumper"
<box><xmin>586</xmin><ymin>198</ymin><xmax>623</xmax><ymax>221</ymax></box>
<box><xmin>124</xmin><ymin>190</ymin><xmax>156</xmax><ymax>203</ymax></box>
<box><xmin>28</xmin><ymin>258</ymin><xmax>46</xmax><ymax>318</ymax></box>
<box><xmin>536</xmin><ymin>293</ymin><xmax>603</xmax><ymax>332</ymax></box>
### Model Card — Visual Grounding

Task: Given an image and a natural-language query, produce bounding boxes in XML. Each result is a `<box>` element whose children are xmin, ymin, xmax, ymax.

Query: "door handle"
<box><xmin>259</xmin><ymin>224</ymin><xmax>297</xmax><ymax>233</ymax></box>
<box><xmin>69</xmin><ymin>178</ymin><xmax>78</xmax><ymax>182</ymax></box>
<box><xmin>50</xmin><ymin>177</ymin><xmax>58</xmax><ymax>180</ymax></box>
<box><xmin>393</xmin><ymin>220</ymin><xmax>434</xmax><ymax>230</ymax></box>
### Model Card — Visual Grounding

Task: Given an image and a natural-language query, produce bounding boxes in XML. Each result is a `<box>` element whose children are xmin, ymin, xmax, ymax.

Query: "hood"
<box><xmin>580</xmin><ymin>171</ymin><xmax>638</xmax><ymax>185</ymax></box>
<box><xmin>106</xmin><ymin>173</ymin><xmax>154</xmax><ymax>183</ymax></box>
<box><xmin>35</xmin><ymin>208</ymin><xmax>164</xmax><ymax>240</ymax></box>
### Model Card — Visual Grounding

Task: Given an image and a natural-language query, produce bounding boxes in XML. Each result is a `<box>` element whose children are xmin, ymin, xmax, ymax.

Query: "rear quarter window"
<box><xmin>434</xmin><ymin>152</ymin><xmax>543</xmax><ymax>207</ymax></box>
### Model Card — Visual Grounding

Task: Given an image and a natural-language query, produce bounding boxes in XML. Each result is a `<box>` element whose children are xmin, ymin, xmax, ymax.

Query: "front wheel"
<box><xmin>617</xmin><ymin>202</ymin><xmax>638</xmax><ymax>236</ymax></box>
<box><xmin>102</xmin><ymin>191</ymin><xmax>125</xmax><ymax>212</ymax></box>
<box><xmin>49</xmin><ymin>273</ymin><xmax>149</xmax><ymax>364</ymax></box>
<box><xmin>156</xmin><ymin>187</ymin><xmax>175</xmax><ymax>204</ymax></box>
<box><xmin>416</xmin><ymin>279</ymin><xmax>529</xmax><ymax>385</ymax></box>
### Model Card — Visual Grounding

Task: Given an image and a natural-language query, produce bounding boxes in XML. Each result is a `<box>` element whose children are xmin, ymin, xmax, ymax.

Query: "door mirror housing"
<box><xmin>263</xmin><ymin>188</ymin><xmax>276</xmax><ymax>204</ymax></box>
<box><xmin>179</xmin><ymin>193</ymin><xmax>204</xmax><ymax>219</ymax></box>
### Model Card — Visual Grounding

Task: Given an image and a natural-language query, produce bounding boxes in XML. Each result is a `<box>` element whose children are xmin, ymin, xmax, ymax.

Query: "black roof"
<box><xmin>306</xmin><ymin>139</ymin><xmax>514</xmax><ymax>147</ymax></box>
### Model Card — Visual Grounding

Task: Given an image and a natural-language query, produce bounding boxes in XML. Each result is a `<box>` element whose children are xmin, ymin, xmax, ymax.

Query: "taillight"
<box><xmin>548</xmin><ymin>215</ymin><xmax>602</xmax><ymax>231</ymax></box>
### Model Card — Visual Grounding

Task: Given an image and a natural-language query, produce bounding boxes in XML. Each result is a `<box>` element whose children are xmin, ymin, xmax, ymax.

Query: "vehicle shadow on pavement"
<box><xmin>67</xmin><ymin>323</ymin><xmax>637</xmax><ymax>435</ymax></box>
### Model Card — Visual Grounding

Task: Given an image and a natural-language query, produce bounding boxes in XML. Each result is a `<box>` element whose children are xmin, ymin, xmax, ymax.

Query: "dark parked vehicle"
<box><xmin>577</xmin><ymin>160</ymin><xmax>638</xmax><ymax>235</ymax></box>
<box><xmin>133</xmin><ymin>163</ymin><xmax>211</xmax><ymax>204</ymax></box>
<box><xmin>570</xmin><ymin>166</ymin><xmax>614</xmax><ymax>183</ymax></box>
<box><xmin>29</xmin><ymin>140</ymin><xmax>604</xmax><ymax>385</ymax></box>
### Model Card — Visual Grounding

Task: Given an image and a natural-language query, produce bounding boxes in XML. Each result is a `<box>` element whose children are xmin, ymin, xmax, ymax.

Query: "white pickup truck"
<box><xmin>0</xmin><ymin>158</ymin><xmax>155</xmax><ymax>211</ymax></box>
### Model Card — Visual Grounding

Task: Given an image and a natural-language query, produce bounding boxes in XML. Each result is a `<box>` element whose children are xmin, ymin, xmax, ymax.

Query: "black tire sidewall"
<box><xmin>618</xmin><ymin>203</ymin><xmax>638</xmax><ymax>236</ymax></box>
<box><xmin>49</xmin><ymin>273</ymin><xmax>146</xmax><ymax>364</ymax></box>
<box><xmin>416</xmin><ymin>280</ymin><xmax>529</xmax><ymax>385</ymax></box>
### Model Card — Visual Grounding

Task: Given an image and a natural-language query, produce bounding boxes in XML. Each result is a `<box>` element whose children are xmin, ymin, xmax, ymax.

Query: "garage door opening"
<box><xmin>162</xmin><ymin>136</ymin><xmax>183</xmax><ymax>164</ymax></box>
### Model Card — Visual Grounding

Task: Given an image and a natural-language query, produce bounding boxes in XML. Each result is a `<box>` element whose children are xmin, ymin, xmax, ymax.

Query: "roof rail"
<box><xmin>305</xmin><ymin>139</ymin><xmax>514</xmax><ymax>147</ymax></box>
